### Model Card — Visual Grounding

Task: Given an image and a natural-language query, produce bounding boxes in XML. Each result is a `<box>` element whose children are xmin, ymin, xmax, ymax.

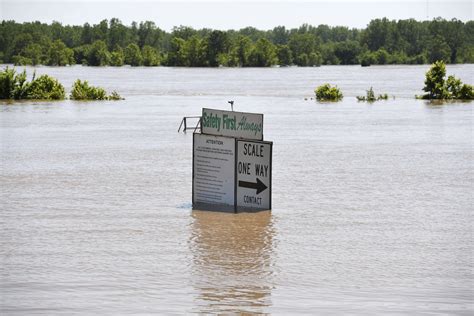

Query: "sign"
<box><xmin>236</xmin><ymin>139</ymin><xmax>272</xmax><ymax>210</ymax></box>
<box><xmin>193</xmin><ymin>133</ymin><xmax>235</xmax><ymax>207</ymax></box>
<box><xmin>201</xmin><ymin>108</ymin><xmax>263</xmax><ymax>140</ymax></box>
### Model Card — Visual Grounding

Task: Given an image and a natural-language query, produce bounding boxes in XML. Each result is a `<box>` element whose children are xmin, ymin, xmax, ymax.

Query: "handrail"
<box><xmin>178</xmin><ymin>116</ymin><xmax>202</xmax><ymax>133</ymax></box>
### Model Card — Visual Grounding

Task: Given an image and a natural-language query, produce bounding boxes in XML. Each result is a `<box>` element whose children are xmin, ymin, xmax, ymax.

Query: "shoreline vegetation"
<box><xmin>0</xmin><ymin>18</ymin><xmax>473</xmax><ymax>68</ymax></box>
<box><xmin>0</xmin><ymin>67</ymin><xmax>122</xmax><ymax>100</ymax></box>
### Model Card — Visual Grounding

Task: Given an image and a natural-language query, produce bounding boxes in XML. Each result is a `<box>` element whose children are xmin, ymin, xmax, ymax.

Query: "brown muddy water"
<box><xmin>1</xmin><ymin>65</ymin><xmax>473</xmax><ymax>314</ymax></box>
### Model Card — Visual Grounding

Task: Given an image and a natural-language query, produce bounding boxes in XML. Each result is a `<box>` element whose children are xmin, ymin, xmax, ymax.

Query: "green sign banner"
<box><xmin>201</xmin><ymin>108</ymin><xmax>263</xmax><ymax>140</ymax></box>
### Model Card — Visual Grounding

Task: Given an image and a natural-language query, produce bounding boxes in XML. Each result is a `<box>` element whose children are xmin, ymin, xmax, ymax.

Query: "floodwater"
<box><xmin>1</xmin><ymin>65</ymin><xmax>473</xmax><ymax>314</ymax></box>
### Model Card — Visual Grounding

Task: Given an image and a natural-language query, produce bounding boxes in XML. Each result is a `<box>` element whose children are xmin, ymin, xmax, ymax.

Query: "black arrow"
<box><xmin>238</xmin><ymin>178</ymin><xmax>268</xmax><ymax>195</ymax></box>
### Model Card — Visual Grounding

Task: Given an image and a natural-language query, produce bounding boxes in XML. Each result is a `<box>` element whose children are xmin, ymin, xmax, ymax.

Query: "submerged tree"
<box><xmin>421</xmin><ymin>60</ymin><xmax>473</xmax><ymax>100</ymax></box>
<box><xmin>0</xmin><ymin>67</ymin><xmax>65</xmax><ymax>100</ymax></box>
<box><xmin>315</xmin><ymin>83</ymin><xmax>343</xmax><ymax>101</ymax></box>
<box><xmin>70</xmin><ymin>79</ymin><xmax>123</xmax><ymax>100</ymax></box>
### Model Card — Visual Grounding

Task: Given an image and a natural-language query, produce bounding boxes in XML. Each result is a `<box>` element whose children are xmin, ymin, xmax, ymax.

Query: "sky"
<box><xmin>1</xmin><ymin>0</ymin><xmax>472</xmax><ymax>30</ymax></box>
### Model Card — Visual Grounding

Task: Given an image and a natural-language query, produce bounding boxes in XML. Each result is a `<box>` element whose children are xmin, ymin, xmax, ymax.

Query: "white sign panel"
<box><xmin>236</xmin><ymin>139</ymin><xmax>272</xmax><ymax>210</ymax></box>
<box><xmin>193</xmin><ymin>133</ymin><xmax>236</xmax><ymax>207</ymax></box>
<box><xmin>201</xmin><ymin>108</ymin><xmax>263</xmax><ymax>140</ymax></box>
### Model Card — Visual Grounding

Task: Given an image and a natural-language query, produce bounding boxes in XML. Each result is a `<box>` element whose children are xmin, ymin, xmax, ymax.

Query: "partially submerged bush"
<box><xmin>70</xmin><ymin>79</ymin><xmax>107</xmax><ymax>100</ymax></box>
<box><xmin>0</xmin><ymin>67</ymin><xmax>122</xmax><ymax>101</ymax></box>
<box><xmin>315</xmin><ymin>83</ymin><xmax>343</xmax><ymax>101</ymax></box>
<box><xmin>1</xmin><ymin>67</ymin><xmax>28</xmax><ymax>99</ymax></box>
<box><xmin>357</xmin><ymin>87</ymin><xmax>388</xmax><ymax>102</ymax></box>
<box><xmin>0</xmin><ymin>67</ymin><xmax>65</xmax><ymax>100</ymax></box>
<box><xmin>27</xmin><ymin>74</ymin><xmax>65</xmax><ymax>100</ymax></box>
<box><xmin>420</xmin><ymin>61</ymin><xmax>473</xmax><ymax>100</ymax></box>
<box><xmin>107</xmin><ymin>91</ymin><xmax>123</xmax><ymax>100</ymax></box>
<box><xmin>70</xmin><ymin>79</ymin><xmax>123</xmax><ymax>100</ymax></box>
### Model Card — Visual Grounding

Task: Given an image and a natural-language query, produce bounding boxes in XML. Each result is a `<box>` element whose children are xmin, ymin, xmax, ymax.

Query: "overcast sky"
<box><xmin>1</xmin><ymin>0</ymin><xmax>472</xmax><ymax>30</ymax></box>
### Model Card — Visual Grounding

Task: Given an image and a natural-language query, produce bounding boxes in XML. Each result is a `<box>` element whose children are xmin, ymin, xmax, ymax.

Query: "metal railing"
<box><xmin>178</xmin><ymin>116</ymin><xmax>201</xmax><ymax>133</ymax></box>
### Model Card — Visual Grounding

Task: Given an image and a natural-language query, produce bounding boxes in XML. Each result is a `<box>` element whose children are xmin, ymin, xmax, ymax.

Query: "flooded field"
<box><xmin>1</xmin><ymin>65</ymin><xmax>473</xmax><ymax>314</ymax></box>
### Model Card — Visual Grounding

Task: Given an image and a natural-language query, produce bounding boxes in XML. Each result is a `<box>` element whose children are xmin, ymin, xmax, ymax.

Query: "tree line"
<box><xmin>1</xmin><ymin>17</ymin><xmax>472</xmax><ymax>67</ymax></box>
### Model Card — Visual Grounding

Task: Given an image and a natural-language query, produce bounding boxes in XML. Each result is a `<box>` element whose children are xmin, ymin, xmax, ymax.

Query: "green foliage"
<box><xmin>206</xmin><ymin>30</ymin><xmax>229</xmax><ymax>67</ymax></box>
<box><xmin>166</xmin><ymin>37</ymin><xmax>187</xmax><ymax>66</ymax></box>
<box><xmin>356</xmin><ymin>87</ymin><xmax>389</xmax><ymax>101</ymax></box>
<box><xmin>70</xmin><ymin>79</ymin><xmax>122</xmax><ymax>100</ymax></box>
<box><xmin>124</xmin><ymin>43</ymin><xmax>142</xmax><ymax>66</ymax></box>
<box><xmin>315</xmin><ymin>84</ymin><xmax>343</xmax><ymax>101</ymax></box>
<box><xmin>276</xmin><ymin>44</ymin><xmax>292</xmax><ymax>66</ymax></box>
<box><xmin>47</xmin><ymin>39</ymin><xmax>75</xmax><ymax>66</ymax></box>
<box><xmin>308</xmin><ymin>52</ymin><xmax>322</xmax><ymax>66</ymax></box>
<box><xmin>421</xmin><ymin>61</ymin><xmax>473</xmax><ymax>100</ymax></box>
<box><xmin>142</xmin><ymin>45</ymin><xmax>160</xmax><ymax>66</ymax></box>
<box><xmin>422</xmin><ymin>60</ymin><xmax>448</xmax><ymax>99</ymax></box>
<box><xmin>232</xmin><ymin>35</ymin><xmax>252</xmax><ymax>67</ymax></box>
<box><xmin>108</xmin><ymin>91</ymin><xmax>123</xmax><ymax>100</ymax></box>
<box><xmin>427</xmin><ymin>35</ymin><xmax>451</xmax><ymax>63</ymax></box>
<box><xmin>70</xmin><ymin>79</ymin><xmax>107</xmax><ymax>100</ymax></box>
<box><xmin>288</xmin><ymin>33</ymin><xmax>319</xmax><ymax>66</ymax></box>
<box><xmin>0</xmin><ymin>67</ymin><xmax>28</xmax><ymax>99</ymax></box>
<box><xmin>0</xmin><ymin>67</ymin><xmax>65</xmax><ymax>100</ymax></box>
<box><xmin>333</xmin><ymin>40</ymin><xmax>361</xmax><ymax>64</ymax></box>
<box><xmin>110</xmin><ymin>46</ymin><xmax>124</xmax><ymax>66</ymax></box>
<box><xmin>248</xmin><ymin>38</ymin><xmax>278</xmax><ymax>67</ymax></box>
<box><xmin>12</xmin><ymin>55</ymin><xmax>33</xmax><ymax>66</ymax></box>
<box><xmin>20</xmin><ymin>43</ymin><xmax>45</xmax><ymax>65</ymax></box>
<box><xmin>1</xmin><ymin>18</ymin><xmax>473</xmax><ymax>67</ymax></box>
<box><xmin>360</xmin><ymin>51</ymin><xmax>376</xmax><ymax>66</ymax></box>
<box><xmin>11</xmin><ymin>69</ymin><xmax>29</xmax><ymax>99</ymax></box>
<box><xmin>458</xmin><ymin>84</ymin><xmax>474</xmax><ymax>100</ymax></box>
<box><xmin>183</xmin><ymin>36</ymin><xmax>207</xmax><ymax>67</ymax></box>
<box><xmin>88</xmin><ymin>40</ymin><xmax>110</xmax><ymax>66</ymax></box>
<box><xmin>0</xmin><ymin>68</ymin><xmax>123</xmax><ymax>101</ymax></box>
<box><xmin>27</xmin><ymin>74</ymin><xmax>66</xmax><ymax>100</ymax></box>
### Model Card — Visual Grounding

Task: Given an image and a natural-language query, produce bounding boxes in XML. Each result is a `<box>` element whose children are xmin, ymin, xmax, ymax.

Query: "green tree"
<box><xmin>142</xmin><ymin>45</ymin><xmax>160</xmax><ymax>66</ymax></box>
<box><xmin>248</xmin><ymin>38</ymin><xmax>278</xmax><ymax>67</ymax></box>
<box><xmin>374</xmin><ymin>48</ymin><xmax>390</xmax><ymax>64</ymax></box>
<box><xmin>276</xmin><ymin>44</ymin><xmax>292</xmax><ymax>66</ymax></box>
<box><xmin>288</xmin><ymin>33</ymin><xmax>318</xmax><ymax>66</ymax></box>
<box><xmin>315</xmin><ymin>84</ymin><xmax>343</xmax><ymax>101</ymax></box>
<box><xmin>308</xmin><ymin>51</ymin><xmax>322</xmax><ymax>66</ymax></box>
<box><xmin>271</xmin><ymin>26</ymin><xmax>289</xmax><ymax>45</ymax></box>
<box><xmin>427</xmin><ymin>35</ymin><xmax>451</xmax><ymax>63</ymax></box>
<box><xmin>321</xmin><ymin>44</ymin><xmax>340</xmax><ymax>65</ymax></box>
<box><xmin>333</xmin><ymin>40</ymin><xmax>361</xmax><ymax>64</ymax></box>
<box><xmin>124</xmin><ymin>43</ymin><xmax>142</xmax><ymax>66</ymax></box>
<box><xmin>108</xmin><ymin>18</ymin><xmax>129</xmax><ymax>49</ymax></box>
<box><xmin>86</xmin><ymin>40</ymin><xmax>110</xmax><ymax>66</ymax></box>
<box><xmin>22</xmin><ymin>43</ymin><xmax>45</xmax><ymax>65</ymax></box>
<box><xmin>166</xmin><ymin>37</ymin><xmax>187</xmax><ymax>66</ymax></box>
<box><xmin>359</xmin><ymin>51</ymin><xmax>376</xmax><ymax>66</ymax></box>
<box><xmin>184</xmin><ymin>36</ymin><xmax>206</xmax><ymax>67</ymax></box>
<box><xmin>421</xmin><ymin>61</ymin><xmax>473</xmax><ymax>99</ymax></box>
<box><xmin>110</xmin><ymin>46</ymin><xmax>124</xmax><ymax>66</ymax></box>
<box><xmin>206</xmin><ymin>30</ymin><xmax>229</xmax><ymax>66</ymax></box>
<box><xmin>422</xmin><ymin>60</ymin><xmax>448</xmax><ymax>99</ymax></box>
<box><xmin>234</xmin><ymin>35</ymin><xmax>252</xmax><ymax>66</ymax></box>
<box><xmin>47</xmin><ymin>39</ymin><xmax>74</xmax><ymax>66</ymax></box>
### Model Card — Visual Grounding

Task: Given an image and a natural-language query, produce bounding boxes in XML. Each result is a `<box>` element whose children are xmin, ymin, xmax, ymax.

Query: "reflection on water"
<box><xmin>189</xmin><ymin>210</ymin><xmax>275</xmax><ymax>314</ymax></box>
